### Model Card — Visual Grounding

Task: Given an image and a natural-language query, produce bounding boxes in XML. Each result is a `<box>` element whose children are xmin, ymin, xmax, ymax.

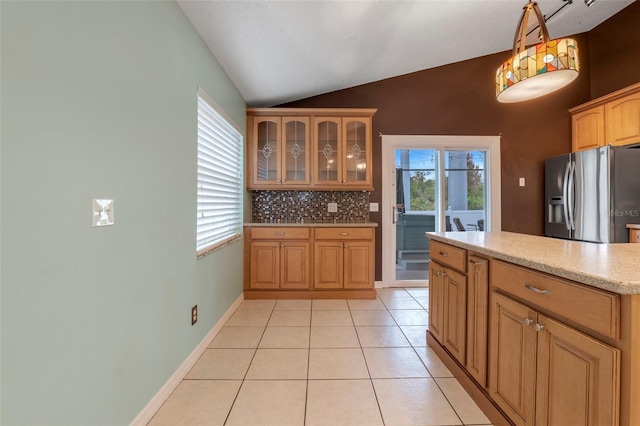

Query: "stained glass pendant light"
<box><xmin>496</xmin><ymin>1</ymin><xmax>579</xmax><ymax>103</ymax></box>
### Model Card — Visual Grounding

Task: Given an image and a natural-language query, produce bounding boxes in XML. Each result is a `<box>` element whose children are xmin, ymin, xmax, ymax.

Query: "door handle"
<box><xmin>562</xmin><ymin>161</ymin><xmax>571</xmax><ymax>231</ymax></box>
<box><xmin>392</xmin><ymin>206</ymin><xmax>397</xmax><ymax>224</ymax></box>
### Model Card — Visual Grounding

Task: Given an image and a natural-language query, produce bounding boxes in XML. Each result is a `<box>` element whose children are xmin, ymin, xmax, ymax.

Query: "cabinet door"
<box><xmin>572</xmin><ymin>106</ymin><xmax>605</xmax><ymax>152</ymax></box>
<box><xmin>466</xmin><ymin>255</ymin><xmax>489</xmax><ymax>387</ymax></box>
<box><xmin>342</xmin><ymin>117</ymin><xmax>372</xmax><ymax>187</ymax></box>
<box><xmin>251</xmin><ymin>117</ymin><xmax>282</xmax><ymax>186</ymax></box>
<box><xmin>443</xmin><ymin>267</ymin><xmax>467</xmax><ymax>364</ymax></box>
<box><xmin>250</xmin><ymin>241</ymin><xmax>280</xmax><ymax>289</ymax></box>
<box><xmin>313</xmin><ymin>241</ymin><xmax>343</xmax><ymax>288</ymax></box>
<box><xmin>343</xmin><ymin>241</ymin><xmax>373</xmax><ymax>289</ymax></box>
<box><xmin>605</xmin><ymin>93</ymin><xmax>640</xmax><ymax>146</ymax></box>
<box><xmin>489</xmin><ymin>293</ymin><xmax>537</xmax><ymax>426</ymax></box>
<box><xmin>428</xmin><ymin>261</ymin><xmax>446</xmax><ymax>343</ymax></box>
<box><xmin>314</xmin><ymin>117</ymin><xmax>342</xmax><ymax>185</ymax></box>
<box><xmin>282</xmin><ymin>117</ymin><xmax>310</xmax><ymax>185</ymax></box>
<box><xmin>535</xmin><ymin>315</ymin><xmax>620</xmax><ymax>426</ymax></box>
<box><xmin>280</xmin><ymin>242</ymin><xmax>310</xmax><ymax>289</ymax></box>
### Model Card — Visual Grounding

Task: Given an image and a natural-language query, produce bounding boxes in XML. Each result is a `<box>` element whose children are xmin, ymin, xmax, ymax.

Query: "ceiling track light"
<box><xmin>495</xmin><ymin>1</ymin><xmax>580</xmax><ymax>103</ymax></box>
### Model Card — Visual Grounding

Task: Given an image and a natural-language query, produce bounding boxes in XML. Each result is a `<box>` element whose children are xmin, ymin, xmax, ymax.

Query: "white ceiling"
<box><xmin>177</xmin><ymin>0</ymin><xmax>633</xmax><ymax>107</ymax></box>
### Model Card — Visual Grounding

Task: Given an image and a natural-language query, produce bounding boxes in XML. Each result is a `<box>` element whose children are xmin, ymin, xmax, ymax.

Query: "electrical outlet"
<box><xmin>328</xmin><ymin>202</ymin><xmax>338</xmax><ymax>213</ymax></box>
<box><xmin>519</xmin><ymin>177</ymin><xmax>526</xmax><ymax>187</ymax></box>
<box><xmin>191</xmin><ymin>305</ymin><xmax>198</xmax><ymax>326</ymax></box>
<box><xmin>369</xmin><ymin>202</ymin><xmax>379</xmax><ymax>212</ymax></box>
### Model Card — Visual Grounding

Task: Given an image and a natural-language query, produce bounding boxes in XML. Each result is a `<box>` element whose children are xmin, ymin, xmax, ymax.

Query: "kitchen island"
<box><xmin>426</xmin><ymin>231</ymin><xmax>640</xmax><ymax>426</ymax></box>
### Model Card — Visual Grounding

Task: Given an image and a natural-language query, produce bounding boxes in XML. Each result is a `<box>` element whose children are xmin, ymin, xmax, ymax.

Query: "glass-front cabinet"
<box><xmin>314</xmin><ymin>116</ymin><xmax>372</xmax><ymax>188</ymax></box>
<box><xmin>250</xmin><ymin>116</ymin><xmax>310</xmax><ymax>187</ymax></box>
<box><xmin>247</xmin><ymin>108</ymin><xmax>376</xmax><ymax>190</ymax></box>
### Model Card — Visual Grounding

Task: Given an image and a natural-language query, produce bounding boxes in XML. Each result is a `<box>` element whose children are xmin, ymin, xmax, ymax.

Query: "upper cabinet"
<box><xmin>250</xmin><ymin>116</ymin><xmax>310</xmax><ymax>186</ymax></box>
<box><xmin>314</xmin><ymin>116</ymin><xmax>372</xmax><ymax>188</ymax></box>
<box><xmin>247</xmin><ymin>108</ymin><xmax>377</xmax><ymax>190</ymax></box>
<box><xmin>571</xmin><ymin>82</ymin><xmax>640</xmax><ymax>152</ymax></box>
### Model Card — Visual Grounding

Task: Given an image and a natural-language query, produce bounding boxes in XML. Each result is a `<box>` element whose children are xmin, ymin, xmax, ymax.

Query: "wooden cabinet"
<box><xmin>244</xmin><ymin>225</ymin><xmax>376</xmax><ymax>299</ymax></box>
<box><xmin>571</xmin><ymin>82</ymin><xmax>640</xmax><ymax>151</ymax></box>
<box><xmin>428</xmin><ymin>240</ymin><xmax>467</xmax><ymax>365</ymax></box>
<box><xmin>248</xmin><ymin>116</ymin><xmax>310</xmax><ymax>187</ymax></box>
<box><xmin>571</xmin><ymin>106</ymin><xmax>605</xmax><ymax>152</ymax></box>
<box><xmin>605</xmin><ymin>92</ymin><xmax>640</xmax><ymax>147</ymax></box>
<box><xmin>466</xmin><ymin>254</ymin><xmax>489</xmax><ymax>387</ymax></box>
<box><xmin>490</xmin><ymin>292</ymin><xmax>620</xmax><ymax>426</ymax></box>
<box><xmin>247</xmin><ymin>108</ymin><xmax>376</xmax><ymax>190</ymax></box>
<box><xmin>314</xmin><ymin>116</ymin><xmax>372</xmax><ymax>188</ymax></box>
<box><xmin>313</xmin><ymin>227</ymin><xmax>374</xmax><ymax>290</ymax></box>
<box><xmin>248</xmin><ymin>227</ymin><xmax>310</xmax><ymax>290</ymax></box>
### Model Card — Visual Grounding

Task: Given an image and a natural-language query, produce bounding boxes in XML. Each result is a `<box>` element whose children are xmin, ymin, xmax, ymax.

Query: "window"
<box><xmin>196</xmin><ymin>88</ymin><xmax>243</xmax><ymax>256</ymax></box>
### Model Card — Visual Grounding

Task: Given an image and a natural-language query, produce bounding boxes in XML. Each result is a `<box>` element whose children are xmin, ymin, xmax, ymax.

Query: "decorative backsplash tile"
<box><xmin>251</xmin><ymin>190</ymin><xmax>370</xmax><ymax>223</ymax></box>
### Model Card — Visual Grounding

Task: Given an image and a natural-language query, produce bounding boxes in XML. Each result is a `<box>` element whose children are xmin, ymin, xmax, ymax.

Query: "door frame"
<box><xmin>381</xmin><ymin>135</ymin><xmax>502</xmax><ymax>288</ymax></box>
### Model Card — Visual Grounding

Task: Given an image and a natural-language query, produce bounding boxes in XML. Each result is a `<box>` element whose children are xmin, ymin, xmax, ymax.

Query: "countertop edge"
<box><xmin>427</xmin><ymin>232</ymin><xmax>640</xmax><ymax>295</ymax></box>
<box><xmin>245</xmin><ymin>222</ymin><xmax>378</xmax><ymax>228</ymax></box>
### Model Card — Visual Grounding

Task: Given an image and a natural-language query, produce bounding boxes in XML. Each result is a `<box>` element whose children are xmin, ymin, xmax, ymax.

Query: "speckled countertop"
<box><xmin>426</xmin><ymin>231</ymin><xmax>640</xmax><ymax>295</ymax></box>
<box><xmin>245</xmin><ymin>222</ymin><xmax>378</xmax><ymax>227</ymax></box>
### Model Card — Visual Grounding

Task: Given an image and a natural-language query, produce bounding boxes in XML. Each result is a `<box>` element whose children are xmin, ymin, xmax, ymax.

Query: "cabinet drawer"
<box><xmin>430</xmin><ymin>240</ymin><xmax>467</xmax><ymax>273</ymax></box>
<box><xmin>250</xmin><ymin>227</ymin><xmax>310</xmax><ymax>240</ymax></box>
<box><xmin>491</xmin><ymin>260</ymin><xmax>620</xmax><ymax>339</ymax></box>
<box><xmin>314</xmin><ymin>227</ymin><xmax>373</xmax><ymax>240</ymax></box>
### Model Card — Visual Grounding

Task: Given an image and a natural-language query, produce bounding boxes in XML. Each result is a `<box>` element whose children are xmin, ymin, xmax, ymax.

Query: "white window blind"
<box><xmin>196</xmin><ymin>88</ymin><xmax>243</xmax><ymax>256</ymax></box>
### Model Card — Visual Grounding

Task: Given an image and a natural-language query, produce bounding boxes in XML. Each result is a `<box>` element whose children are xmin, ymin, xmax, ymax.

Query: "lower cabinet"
<box><xmin>249</xmin><ymin>229</ymin><xmax>310</xmax><ymax>290</ymax></box>
<box><xmin>466</xmin><ymin>254</ymin><xmax>489</xmax><ymax>387</ymax></box>
<box><xmin>245</xmin><ymin>226</ymin><xmax>375</xmax><ymax>298</ymax></box>
<box><xmin>431</xmin><ymin>262</ymin><xmax>467</xmax><ymax>364</ymax></box>
<box><xmin>314</xmin><ymin>227</ymin><xmax>374</xmax><ymax>289</ymax></box>
<box><xmin>490</xmin><ymin>292</ymin><xmax>620</xmax><ymax>426</ymax></box>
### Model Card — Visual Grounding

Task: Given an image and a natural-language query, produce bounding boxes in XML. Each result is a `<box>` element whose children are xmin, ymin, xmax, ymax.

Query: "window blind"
<box><xmin>196</xmin><ymin>89</ymin><xmax>243</xmax><ymax>256</ymax></box>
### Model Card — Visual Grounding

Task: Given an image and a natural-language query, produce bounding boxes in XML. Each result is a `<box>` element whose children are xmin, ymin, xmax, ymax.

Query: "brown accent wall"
<box><xmin>279</xmin><ymin>4</ymin><xmax>639</xmax><ymax>280</ymax></box>
<box><xmin>589</xmin><ymin>1</ymin><xmax>640</xmax><ymax>99</ymax></box>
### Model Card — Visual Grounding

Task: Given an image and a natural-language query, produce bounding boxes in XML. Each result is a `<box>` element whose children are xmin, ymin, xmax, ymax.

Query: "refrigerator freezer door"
<box><xmin>545</xmin><ymin>154</ymin><xmax>572</xmax><ymax>239</ymax></box>
<box><xmin>573</xmin><ymin>147</ymin><xmax>610</xmax><ymax>243</ymax></box>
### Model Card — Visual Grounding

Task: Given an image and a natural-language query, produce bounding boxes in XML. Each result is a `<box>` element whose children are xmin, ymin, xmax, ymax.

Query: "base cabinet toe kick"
<box><xmin>427</xmin><ymin>237</ymin><xmax>638</xmax><ymax>426</ymax></box>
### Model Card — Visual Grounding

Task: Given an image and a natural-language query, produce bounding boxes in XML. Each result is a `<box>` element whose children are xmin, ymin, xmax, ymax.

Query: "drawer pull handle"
<box><xmin>438</xmin><ymin>251</ymin><xmax>449</xmax><ymax>257</ymax></box>
<box><xmin>534</xmin><ymin>323</ymin><xmax>545</xmax><ymax>332</ymax></box>
<box><xmin>434</xmin><ymin>271</ymin><xmax>447</xmax><ymax>277</ymax></box>
<box><xmin>469</xmin><ymin>260</ymin><xmax>482</xmax><ymax>266</ymax></box>
<box><xmin>339</xmin><ymin>232</ymin><xmax>349</xmax><ymax>236</ymax></box>
<box><xmin>525</xmin><ymin>283</ymin><xmax>550</xmax><ymax>296</ymax></box>
<box><xmin>523</xmin><ymin>317</ymin><xmax>533</xmax><ymax>326</ymax></box>
<box><xmin>275</xmin><ymin>232</ymin><xmax>286</xmax><ymax>236</ymax></box>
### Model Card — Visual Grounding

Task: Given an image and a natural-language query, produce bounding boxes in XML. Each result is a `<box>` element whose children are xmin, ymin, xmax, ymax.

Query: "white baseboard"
<box><xmin>375</xmin><ymin>280</ymin><xmax>383</xmax><ymax>288</ymax></box>
<box><xmin>130</xmin><ymin>293</ymin><xmax>245</xmax><ymax>426</ymax></box>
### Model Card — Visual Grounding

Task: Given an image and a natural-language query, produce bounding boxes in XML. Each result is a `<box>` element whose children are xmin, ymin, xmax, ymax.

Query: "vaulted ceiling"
<box><xmin>178</xmin><ymin>0</ymin><xmax>634</xmax><ymax>107</ymax></box>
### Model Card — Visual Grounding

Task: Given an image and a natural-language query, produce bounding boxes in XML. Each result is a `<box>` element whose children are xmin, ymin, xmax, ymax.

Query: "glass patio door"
<box><xmin>392</xmin><ymin>148</ymin><xmax>487</xmax><ymax>284</ymax></box>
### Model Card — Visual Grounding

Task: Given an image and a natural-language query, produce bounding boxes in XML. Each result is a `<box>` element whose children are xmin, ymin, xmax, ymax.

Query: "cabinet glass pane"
<box><xmin>345</xmin><ymin>121</ymin><xmax>367</xmax><ymax>182</ymax></box>
<box><xmin>256</xmin><ymin>120</ymin><xmax>278</xmax><ymax>181</ymax></box>
<box><xmin>284</xmin><ymin>120</ymin><xmax>307</xmax><ymax>182</ymax></box>
<box><xmin>317</xmin><ymin>120</ymin><xmax>339</xmax><ymax>182</ymax></box>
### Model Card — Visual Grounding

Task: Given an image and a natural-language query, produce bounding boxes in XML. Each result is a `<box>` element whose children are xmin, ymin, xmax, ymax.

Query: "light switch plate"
<box><xmin>519</xmin><ymin>177</ymin><xmax>526</xmax><ymax>187</ymax></box>
<box><xmin>328</xmin><ymin>202</ymin><xmax>338</xmax><ymax>213</ymax></box>
<box><xmin>92</xmin><ymin>199</ymin><xmax>114</xmax><ymax>227</ymax></box>
<box><xmin>369</xmin><ymin>202</ymin><xmax>379</xmax><ymax>212</ymax></box>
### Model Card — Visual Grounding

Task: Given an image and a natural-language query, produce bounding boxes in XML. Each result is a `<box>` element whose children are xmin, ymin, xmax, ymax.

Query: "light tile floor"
<box><xmin>148</xmin><ymin>287</ymin><xmax>492</xmax><ymax>426</ymax></box>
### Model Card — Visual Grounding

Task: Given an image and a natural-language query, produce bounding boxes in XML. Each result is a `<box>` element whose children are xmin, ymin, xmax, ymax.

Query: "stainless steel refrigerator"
<box><xmin>545</xmin><ymin>144</ymin><xmax>640</xmax><ymax>243</ymax></box>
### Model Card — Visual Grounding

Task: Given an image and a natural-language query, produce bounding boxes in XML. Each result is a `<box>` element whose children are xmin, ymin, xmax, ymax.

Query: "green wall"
<box><xmin>0</xmin><ymin>1</ymin><xmax>246</xmax><ymax>424</ymax></box>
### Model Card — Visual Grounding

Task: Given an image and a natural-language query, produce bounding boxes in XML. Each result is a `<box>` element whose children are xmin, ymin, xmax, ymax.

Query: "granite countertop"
<box><xmin>426</xmin><ymin>231</ymin><xmax>640</xmax><ymax>295</ymax></box>
<box><xmin>245</xmin><ymin>222</ymin><xmax>378</xmax><ymax>227</ymax></box>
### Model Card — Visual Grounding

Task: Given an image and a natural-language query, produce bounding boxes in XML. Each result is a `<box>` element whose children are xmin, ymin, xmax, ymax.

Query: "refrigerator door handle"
<box><xmin>568</xmin><ymin>161</ymin><xmax>576</xmax><ymax>231</ymax></box>
<box><xmin>562</xmin><ymin>161</ymin><xmax>571</xmax><ymax>231</ymax></box>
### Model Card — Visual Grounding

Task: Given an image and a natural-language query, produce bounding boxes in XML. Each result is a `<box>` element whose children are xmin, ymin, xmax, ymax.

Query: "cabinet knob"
<box><xmin>534</xmin><ymin>323</ymin><xmax>545</xmax><ymax>332</ymax></box>
<box><xmin>274</xmin><ymin>243</ymin><xmax>280</xmax><ymax>248</ymax></box>
<box><xmin>523</xmin><ymin>318</ymin><xmax>533</xmax><ymax>326</ymax></box>
<box><xmin>525</xmin><ymin>283</ymin><xmax>551</xmax><ymax>296</ymax></box>
<box><xmin>438</xmin><ymin>251</ymin><xmax>449</xmax><ymax>257</ymax></box>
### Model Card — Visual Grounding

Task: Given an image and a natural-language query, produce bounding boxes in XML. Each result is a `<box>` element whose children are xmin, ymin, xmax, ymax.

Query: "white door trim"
<box><xmin>381</xmin><ymin>135</ymin><xmax>501</xmax><ymax>288</ymax></box>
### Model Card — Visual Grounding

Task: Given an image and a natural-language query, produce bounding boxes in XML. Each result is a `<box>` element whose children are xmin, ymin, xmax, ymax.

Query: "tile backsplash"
<box><xmin>251</xmin><ymin>190</ymin><xmax>370</xmax><ymax>223</ymax></box>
